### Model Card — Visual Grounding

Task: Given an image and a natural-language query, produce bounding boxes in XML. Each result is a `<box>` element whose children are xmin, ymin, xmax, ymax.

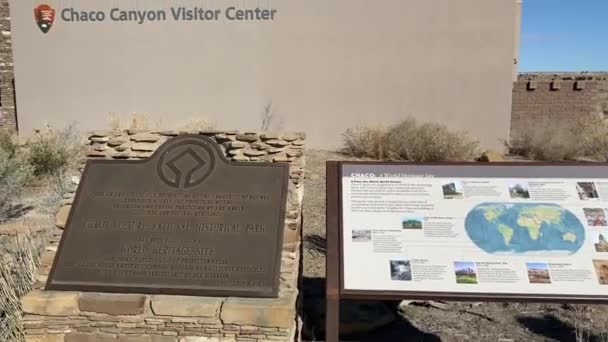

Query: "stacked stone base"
<box><xmin>22</xmin><ymin>247</ymin><xmax>299</xmax><ymax>342</ymax></box>
<box><xmin>20</xmin><ymin>129</ymin><xmax>305</xmax><ymax>342</ymax></box>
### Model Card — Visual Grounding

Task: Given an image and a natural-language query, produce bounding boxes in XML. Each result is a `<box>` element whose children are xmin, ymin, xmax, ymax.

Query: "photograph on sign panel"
<box><xmin>577</xmin><ymin>182</ymin><xmax>600</xmax><ymax>201</ymax></box>
<box><xmin>594</xmin><ymin>231</ymin><xmax>608</xmax><ymax>252</ymax></box>
<box><xmin>454</xmin><ymin>261</ymin><xmax>478</xmax><ymax>284</ymax></box>
<box><xmin>508</xmin><ymin>181</ymin><xmax>531</xmax><ymax>199</ymax></box>
<box><xmin>402</xmin><ymin>215</ymin><xmax>423</xmax><ymax>230</ymax></box>
<box><xmin>442</xmin><ymin>181</ymin><xmax>464</xmax><ymax>199</ymax></box>
<box><xmin>584</xmin><ymin>208</ymin><xmax>608</xmax><ymax>227</ymax></box>
<box><xmin>593</xmin><ymin>260</ymin><xmax>608</xmax><ymax>285</ymax></box>
<box><xmin>352</xmin><ymin>230</ymin><xmax>372</xmax><ymax>242</ymax></box>
<box><xmin>390</xmin><ymin>260</ymin><xmax>412</xmax><ymax>281</ymax></box>
<box><xmin>526</xmin><ymin>262</ymin><xmax>551</xmax><ymax>284</ymax></box>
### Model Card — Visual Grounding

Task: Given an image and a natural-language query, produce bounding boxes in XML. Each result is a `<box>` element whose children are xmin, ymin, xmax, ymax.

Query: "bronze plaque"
<box><xmin>46</xmin><ymin>135</ymin><xmax>288</xmax><ymax>298</ymax></box>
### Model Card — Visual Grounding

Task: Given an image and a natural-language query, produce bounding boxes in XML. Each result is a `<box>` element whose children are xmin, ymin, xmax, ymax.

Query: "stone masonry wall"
<box><xmin>0</xmin><ymin>0</ymin><xmax>16</xmax><ymax>130</ymax></box>
<box><xmin>511</xmin><ymin>73</ymin><xmax>608</xmax><ymax>140</ymax></box>
<box><xmin>21</xmin><ymin>129</ymin><xmax>305</xmax><ymax>342</ymax></box>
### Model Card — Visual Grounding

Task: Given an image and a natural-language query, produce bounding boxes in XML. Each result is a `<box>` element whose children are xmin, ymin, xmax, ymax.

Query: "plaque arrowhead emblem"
<box><xmin>34</xmin><ymin>4</ymin><xmax>56</xmax><ymax>34</ymax></box>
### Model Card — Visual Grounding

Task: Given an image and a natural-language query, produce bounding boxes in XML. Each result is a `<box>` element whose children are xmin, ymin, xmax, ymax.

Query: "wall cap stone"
<box><xmin>150</xmin><ymin>296</ymin><xmax>223</xmax><ymax>318</ymax></box>
<box><xmin>22</xmin><ymin>291</ymin><xmax>80</xmax><ymax>316</ymax></box>
<box><xmin>219</xmin><ymin>292</ymin><xmax>296</xmax><ymax>328</ymax></box>
<box><xmin>79</xmin><ymin>293</ymin><xmax>147</xmax><ymax>315</ymax></box>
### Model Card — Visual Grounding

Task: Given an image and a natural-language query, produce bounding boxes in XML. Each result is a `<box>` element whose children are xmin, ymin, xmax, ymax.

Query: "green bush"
<box><xmin>341</xmin><ymin>118</ymin><xmax>480</xmax><ymax>161</ymax></box>
<box><xmin>508</xmin><ymin>116</ymin><xmax>608</xmax><ymax>161</ymax></box>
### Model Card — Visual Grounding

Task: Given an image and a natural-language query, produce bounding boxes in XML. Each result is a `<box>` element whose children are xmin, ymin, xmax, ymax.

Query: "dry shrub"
<box><xmin>0</xmin><ymin>233</ymin><xmax>41</xmax><ymax>342</ymax></box>
<box><xmin>341</xmin><ymin>118</ymin><xmax>479</xmax><ymax>161</ymax></box>
<box><xmin>108</xmin><ymin>113</ymin><xmax>163</xmax><ymax>131</ymax></box>
<box><xmin>178</xmin><ymin>118</ymin><xmax>216</xmax><ymax>133</ymax></box>
<box><xmin>342</xmin><ymin>125</ymin><xmax>388</xmax><ymax>159</ymax></box>
<box><xmin>509</xmin><ymin>116</ymin><xmax>608</xmax><ymax>161</ymax></box>
<box><xmin>386</xmin><ymin>118</ymin><xmax>480</xmax><ymax>161</ymax></box>
<box><xmin>0</xmin><ymin>130</ymin><xmax>32</xmax><ymax>222</ymax></box>
<box><xmin>25</xmin><ymin>124</ymin><xmax>85</xmax><ymax>176</ymax></box>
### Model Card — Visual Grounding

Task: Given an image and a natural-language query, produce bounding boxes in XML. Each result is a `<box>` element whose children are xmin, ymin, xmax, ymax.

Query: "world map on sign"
<box><xmin>465</xmin><ymin>203</ymin><xmax>585</xmax><ymax>254</ymax></box>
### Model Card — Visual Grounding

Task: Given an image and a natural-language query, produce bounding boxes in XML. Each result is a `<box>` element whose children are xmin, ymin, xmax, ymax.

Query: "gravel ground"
<box><xmin>301</xmin><ymin>149</ymin><xmax>608</xmax><ymax>342</ymax></box>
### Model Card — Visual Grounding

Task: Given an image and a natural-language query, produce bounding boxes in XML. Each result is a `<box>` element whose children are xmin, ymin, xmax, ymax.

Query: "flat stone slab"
<box><xmin>79</xmin><ymin>293</ymin><xmax>146</xmax><ymax>315</ymax></box>
<box><xmin>22</xmin><ymin>291</ymin><xmax>80</xmax><ymax>316</ymax></box>
<box><xmin>220</xmin><ymin>292</ymin><xmax>297</xmax><ymax>328</ymax></box>
<box><xmin>150</xmin><ymin>295</ymin><xmax>223</xmax><ymax>317</ymax></box>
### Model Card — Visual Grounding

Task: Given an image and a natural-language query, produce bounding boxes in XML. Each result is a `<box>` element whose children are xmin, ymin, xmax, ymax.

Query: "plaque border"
<box><xmin>46</xmin><ymin>135</ymin><xmax>289</xmax><ymax>298</ymax></box>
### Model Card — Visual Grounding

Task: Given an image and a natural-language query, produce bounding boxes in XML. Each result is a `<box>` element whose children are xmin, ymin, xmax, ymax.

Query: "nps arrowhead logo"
<box><xmin>34</xmin><ymin>4</ymin><xmax>56</xmax><ymax>34</ymax></box>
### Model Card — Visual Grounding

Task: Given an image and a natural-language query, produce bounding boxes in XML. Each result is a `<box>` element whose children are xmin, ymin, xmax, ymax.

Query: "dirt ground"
<box><xmin>301</xmin><ymin>150</ymin><xmax>608</xmax><ymax>342</ymax></box>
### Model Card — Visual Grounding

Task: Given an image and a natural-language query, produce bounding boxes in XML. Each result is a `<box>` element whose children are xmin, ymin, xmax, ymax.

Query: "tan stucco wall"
<box><xmin>10</xmin><ymin>0</ymin><xmax>517</xmax><ymax>148</ymax></box>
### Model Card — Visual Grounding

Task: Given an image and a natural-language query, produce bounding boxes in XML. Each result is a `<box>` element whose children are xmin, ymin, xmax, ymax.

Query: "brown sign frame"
<box><xmin>47</xmin><ymin>135</ymin><xmax>289</xmax><ymax>298</ymax></box>
<box><xmin>326</xmin><ymin>161</ymin><xmax>608</xmax><ymax>341</ymax></box>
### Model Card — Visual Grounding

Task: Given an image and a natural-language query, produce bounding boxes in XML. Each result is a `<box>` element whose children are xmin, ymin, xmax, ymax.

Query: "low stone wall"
<box><xmin>21</xmin><ymin>129</ymin><xmax>305</xmax><ymax>342</ymax></box>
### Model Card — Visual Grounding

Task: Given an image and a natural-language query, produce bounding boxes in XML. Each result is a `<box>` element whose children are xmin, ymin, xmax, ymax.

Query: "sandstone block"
<box><xmin>55</xmin><ymin>205</ymin><xmax>72</xmax><ymax>229</ymax></box>
<box><xmin>131</xmin><ymin>142</ymin><xmax>158</xmax><ymax>152</ymax></box>
<box><xmin>243</xmin><ymin>149</ymin><xmax>266</xmax><ymax>157</ymax></box>
<box><xmin>114</xmin><ymin>143</ymin><xmax>131</xmax><ymax>152</ymax></box>
<box><xmin>267</xmin><ymin>148</ymin><xmax>284</xmax><ymax>154</ymax></box>
<box><xmin>214</xmin><ymin>134</ymin><xmax>235</xmax><ymax>143</ymax></box>
<box><xmin>79</xmin><ymin>293</ymin><xmax>146</xmax><ymax>315</ymax></box>
<box><xmin>25</xmin><ymin>335</ymin><xmax>66</xmax><ymax>342</ymax></box>
<box><xmin>178</xmin><ymin>337</ymin><xmax>222</xmax><ymax>342</ymax></box>
<box><xmin>116</xmin><ymin>336</ymin><xmax>150</xmax><ymax>342</ymax></box>
<box><xmin>92</xmin><ymin>143</ymin><xmax>109</xmax><ymax>152</ymax></box>
<box><xmin>90</xmin><ymin>137</ymin><xmax>111</xmax><ymax>143</ymax></box>
<box><xmin>220</xmin><ymin>293</ymin><xmax>296</xmax><ymax>328</ymax></box>
<box><xmin>235</xmin><ymin>134</ymin><xmax>259</xmax><ymax>142</ymax></box>
<box><xmin>232</xmin><ymin>156</ymin><xmax>249</xmax><ymax>162</ymax></box>
<box><xmin>279</xmin><ymin>134</ymin><xmax>298</xmax><ymax>142</ymax></box>
<box><xmin>22</xmin><ymin>291</ymin><xmax>80</xmax><ymax>316</ymax></box>
<box><xmin>265</xmin><ymin>140</ymin><xmax>289</xmax><ymax>147</ymax></box>
<box><xmin>66</xmin><ymin>332</ymin><xmax>118</xmax><ymax>342</ymax></box>
<box><xmin>131</xmin><ymin>133</ymin><xmax>160</xmax><ymax>143</ymax></box>
<box><xmin>150</xmin><ymin>296</ymin><xmax>223</xmax><ymax>317</ymax></box>
<box><xmin>131</xmin><ymin>152</ymin><xmax>153</xmax><ymax>159</ymax></box>
<box><xmin>151</xmin><ymin>337</ymin><xmax>178</xmax><ymax>342</ymax></box>
<box><xmin>90</xmin><ymin>131</ymin><xmax>110</xmax><ymax>138</ymax></box>
<box><xmin>131</xmin><ymin>143</ymin><xmax>157</xmax><ymax>152</ymax></box>
<box><xmin>87</xmin><ymin>150</ymin><xmax>108</xmax><ymax>158</ymax></box>
<box><xmin>250</xmin><ymin>142</ymin><xmax>270</xmax><ymax>150</ymax></box>
<box><xmin>229</xmin><ymin>141</ymin><xmax>247</xmax><ymax>149</ymax></box>
<box><xmin>108</xmin><ymin>137</ymin><xmax>129</xmax><ymax>147</ymax></box>
<box><xmin>291</xmin><ymin>139</ymin><xmax>305</xmax><ymax>146</ymax></box>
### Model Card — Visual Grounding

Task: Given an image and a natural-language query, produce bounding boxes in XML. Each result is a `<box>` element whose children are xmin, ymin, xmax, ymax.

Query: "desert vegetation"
<box><xmin>508</xmin><ymin>115</ymin><xmax>608</xmax><ymax>161</ymax></box>
<box><xmin>341</xmin><ymin>118</ymin><xmax>480</xmax><ymax>161</ymax></box>
<box><xmin>0</xmin><ymin>126</ymin><xmax>83</xmax><ymax>341</ymax></box>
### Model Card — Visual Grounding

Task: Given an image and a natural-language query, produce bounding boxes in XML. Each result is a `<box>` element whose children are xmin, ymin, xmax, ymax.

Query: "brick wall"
<box><xmin>511</xmin><ymin>73</ymin><xmax>608</xmax><ymax>139</ymax></box>
<box><xmin>0</xmin><ymin>0</ymin><xmax>16</xmax><ymax>130</ymax></box>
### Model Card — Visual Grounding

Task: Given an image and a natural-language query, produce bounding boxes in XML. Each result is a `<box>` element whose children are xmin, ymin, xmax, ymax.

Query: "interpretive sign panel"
<box><xmin>328</xmin><ymin>162</ymin><xmax>608</xmax><ymax>301</ymax></box>
<box><xmin>47</xmin><ymin>135</ymin><xmax>288</xmax><ymax>298</ymax></box>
